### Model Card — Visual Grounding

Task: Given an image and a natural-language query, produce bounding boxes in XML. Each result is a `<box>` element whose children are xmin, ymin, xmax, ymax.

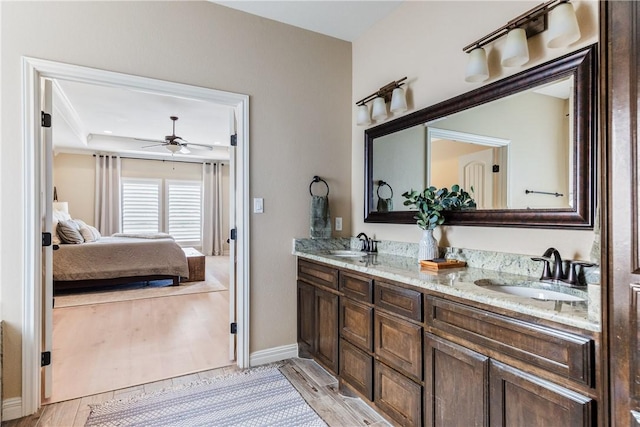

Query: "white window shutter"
<box><xmin>167</xmin><ymin>180</ymin><xmax>202</xmax><ymax>245</ymax></box>
<box><xmin>121</xmin><ymin>179</ymin><xmax>161</xmax><ymax>234</ymax></box>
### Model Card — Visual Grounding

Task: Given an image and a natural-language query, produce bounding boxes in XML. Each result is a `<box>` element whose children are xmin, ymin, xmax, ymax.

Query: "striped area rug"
<box><xmin>85</xmin><ymin>366</ymin><xmax>327</xmax><ymax>427</ymax></box>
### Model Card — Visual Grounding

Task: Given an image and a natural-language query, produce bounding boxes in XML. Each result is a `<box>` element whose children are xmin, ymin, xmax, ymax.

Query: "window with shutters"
<box><xmin>121</xmin><ymin>178</ymin><xmax>202</xmax><ymax>247</ymax></box>
<box><xmin>166</xmin><ymin>180</ymin><xmax>202</xmax><ymax>246</ymax></box>
<box><xmin>121</xmin><ymin>178</ymin><xmax>161</xmax><ymax>234</ymax></box>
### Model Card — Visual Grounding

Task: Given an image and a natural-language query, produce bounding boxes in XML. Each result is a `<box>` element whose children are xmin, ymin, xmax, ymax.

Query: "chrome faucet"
<box><xmin>531</xmin><ymin>247</ymin><xmax>594</xmax><ymax>286</ymax></box>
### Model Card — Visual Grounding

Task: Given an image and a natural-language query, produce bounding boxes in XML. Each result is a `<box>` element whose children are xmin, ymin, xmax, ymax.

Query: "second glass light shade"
<box><xmin>465</xmin><ymin>47</ymin><xmax>489</xmax><ymax>83</ymax></box>
<box><xmin>390</xmin><ymin>87</ymin><xmax>407</xmax><ymax>113</ymax></box>
<box><xmin>501</xmin><ymin>28</ymin><xmax>529</xmax><ymax>67</ymax></box>
<box><xmin>371</xmin><ymin>97</ymin><xmax>388</xmax><ymax>121</ymax></box>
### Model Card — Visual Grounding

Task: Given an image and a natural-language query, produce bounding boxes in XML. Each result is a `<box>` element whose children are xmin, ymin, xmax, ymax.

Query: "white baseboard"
<box><xmin>3</xmin><ymin>397</ymin><xmax>23</xmax><ymax>421</ymax></box>
<box><xmin>249</xmin><ymin>343</ymin><xmax>298</xmax><ymax>367</ymax></box>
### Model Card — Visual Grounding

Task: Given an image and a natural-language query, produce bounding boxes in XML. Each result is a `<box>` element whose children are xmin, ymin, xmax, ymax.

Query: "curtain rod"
<box><xmin>92</xmin><ymin>154</ymin><xmax>227</xmax><ymax>165</ymax></box>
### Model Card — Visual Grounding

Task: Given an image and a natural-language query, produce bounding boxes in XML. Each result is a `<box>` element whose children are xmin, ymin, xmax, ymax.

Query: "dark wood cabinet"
<box><xmin>296</xmin><ymin>261</ymin><xmax>340</xmax><ymax>375</ymax></box>
<box><xmin>375</xmin><ymin>360</ymin><xmax>423</xmax><ymax>427</ymax></box>
<box><xmin>297</xmin><ymin>280</ymin><xmax>315</xmax><ymax>358</ymax></box>
<box><xmin>424</xmin><ymin>333</ymin><xmax>488</xmax><ymax>427</ymax></box>
<box><xmin>315</xmin><ymin>286</ymin><xmax>339</xmax><ymax>374</ymax></box>
<box><xmin>297</xmin><ymin>258</ymin><xmax>599</xmax><ymax>426</ymax></box>
<box><xmin>489</xmin><ymin>360</ymin><xmax>594</xmax><ymax>427</ymax></box>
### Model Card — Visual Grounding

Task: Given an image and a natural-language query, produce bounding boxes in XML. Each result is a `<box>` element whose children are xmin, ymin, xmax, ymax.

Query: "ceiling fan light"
<box><xmin>166</xmin><ymin>144</ymin><xmax>181</xmax><ymax>153</ymax></box>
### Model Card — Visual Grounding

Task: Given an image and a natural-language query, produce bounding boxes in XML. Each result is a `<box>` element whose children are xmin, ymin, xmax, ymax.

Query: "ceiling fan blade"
<box><xmin>135</xmin><ymin>137</ymin><xmax>167</xmax><ymax>144</ymax></box>
<box><xmin>184</xmin><ymin>142</ymin><xmax>215</xmax><ymax>151</ymax></box>
<box><xmin>141</xmin><ymin>143</ymin><xmax>167</xmax><ymax>149</ymax></box>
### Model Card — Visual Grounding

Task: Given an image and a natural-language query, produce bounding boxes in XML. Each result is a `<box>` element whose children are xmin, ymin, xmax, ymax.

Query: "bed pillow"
<box><xmin>52</xmin><ymin>209</ymin><xmax>72</xmax><ymax>245</ymax></box>
<box><xmin>57</xmin><ymin>220</ymin><xmax>84</xmax><ymax>244</ymax></box>
<box><xmin>79</xmin><ymin>223</ymin><xmax>101</xmax><ymax>242</ymax></box>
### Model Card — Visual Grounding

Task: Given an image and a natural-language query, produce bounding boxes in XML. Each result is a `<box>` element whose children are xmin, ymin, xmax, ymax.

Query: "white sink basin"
<box><xmin>328</xmin><ymin>250</ymin><xmax>368</xmax><ymax>257</ymax></box>
<box><xmin>480</xmin><ymin>285</ymin><xmax>586</xmax><ymax>302</ymax></box>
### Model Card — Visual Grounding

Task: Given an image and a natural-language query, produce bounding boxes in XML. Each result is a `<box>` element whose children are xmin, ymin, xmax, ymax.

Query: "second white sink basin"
<box><xmin>480</xmin><ymin>285</ymin><xmax>586</xmax><ymax>302</ymax></box>
<box><xmin>328</xmin><ymin>250</ymin><xmax>368</xmax><ymax>257</ymax></box>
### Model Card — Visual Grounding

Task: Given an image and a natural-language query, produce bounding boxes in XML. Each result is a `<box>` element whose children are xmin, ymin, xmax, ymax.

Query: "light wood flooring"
<box><xmin>3</xmin><ymin>358</ymin><xmax>390</xmax><ymax>427</ymax></box>
<box><xmin>44</xmin><ymin>256</ymin><xmax>232</xmax><ymax>403</ymax></box>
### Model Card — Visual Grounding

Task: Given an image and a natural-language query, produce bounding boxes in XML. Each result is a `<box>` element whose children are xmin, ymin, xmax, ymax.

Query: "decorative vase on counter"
<box><xmin>419</xmin><ymin>229</ymin><xmax>439</xmax><ymax>261</ymax></box>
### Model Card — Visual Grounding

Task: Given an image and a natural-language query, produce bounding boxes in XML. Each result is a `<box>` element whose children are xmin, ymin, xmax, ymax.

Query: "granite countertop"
<box><xmin>294</xmin><ymin>247</ymin><xmax>600</xmax><ymax>333</ymax></box>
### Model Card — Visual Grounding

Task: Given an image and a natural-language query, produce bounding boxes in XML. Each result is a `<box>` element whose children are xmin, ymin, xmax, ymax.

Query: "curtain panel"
<box><xmin>94</xmin><ymin>155</ymin><xmax>122</xmax><ymax>235</ymax></box>
<box><xmin>203</xmin><ymin>162</ymin><xmax>224</xmax><ymax>256</ymax></box>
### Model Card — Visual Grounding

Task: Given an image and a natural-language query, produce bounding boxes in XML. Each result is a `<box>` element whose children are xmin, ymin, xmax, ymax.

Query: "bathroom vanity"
<box><xmin>295</xmin><ymin>243</ymin><xmax>600</xmax><ymax>427</ymax></box>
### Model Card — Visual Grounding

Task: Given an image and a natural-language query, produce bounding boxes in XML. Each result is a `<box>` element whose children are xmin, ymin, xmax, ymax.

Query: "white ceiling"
<box><xmin>52</xmin><ymin>1</ymin><xmax>402</xmax><ymax>161</ymax></box>
<box><xmin>212</xmin><ymin>1</ymin><xmax>403</xmax><ymax>42</ymax></box>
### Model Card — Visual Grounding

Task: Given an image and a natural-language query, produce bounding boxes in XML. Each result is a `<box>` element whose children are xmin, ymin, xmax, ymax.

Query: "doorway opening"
<box><xmin>21</xmin><ymin>57</ymin><xmax>250</xmax><ymax>415</ymax></box>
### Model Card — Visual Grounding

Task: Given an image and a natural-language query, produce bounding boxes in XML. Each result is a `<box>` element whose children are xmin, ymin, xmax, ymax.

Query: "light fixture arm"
<box><xmin>356</xmin><ymin>77</ymin><xmax>407</xmax><ymax>106</ymax></box>
<box><xmin>462</xmin><ymin>0</ymin><xmax>569</xmax><ymax>53</ymax></box>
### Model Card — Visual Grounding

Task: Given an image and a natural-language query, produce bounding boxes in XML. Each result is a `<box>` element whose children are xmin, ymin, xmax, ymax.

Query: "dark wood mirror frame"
<box><xmin>364</xmin><ymin>44</ymin><xmax>596</xmax><ymax>229</ymax></box>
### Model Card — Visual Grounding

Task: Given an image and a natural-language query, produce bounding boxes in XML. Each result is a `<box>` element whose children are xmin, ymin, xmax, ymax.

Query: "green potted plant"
<box><xmin>402</xmin><ymin>185</ymin><xmax>476</xmax><ymax>261</ymax></box>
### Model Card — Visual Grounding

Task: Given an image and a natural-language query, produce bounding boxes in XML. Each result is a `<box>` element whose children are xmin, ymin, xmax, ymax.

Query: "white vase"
<box><xmin>419</xmin><ymin>229</ymin><xmax>439</xmax><ymax>261</ymax></box>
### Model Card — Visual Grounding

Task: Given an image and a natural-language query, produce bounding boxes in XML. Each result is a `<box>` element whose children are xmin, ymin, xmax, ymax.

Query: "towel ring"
<box><xmin>377</xmin><ymin>180</ymin><xmax>393</xmax><ymax>199</ymax></box>
<box><xmin>309</xmin><ymin>176</ymin><xmax>330</xmax><ymax>197</ymax></box>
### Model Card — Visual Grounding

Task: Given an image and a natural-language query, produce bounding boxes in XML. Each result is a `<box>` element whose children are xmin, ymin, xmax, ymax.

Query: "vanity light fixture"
<box><xmin>356</xmin><ymin>77</ymin><xmax>407</xmax><ymax>126</ymax></box>
<box><xmin>463</xmin><ymin>0</ymin><xmax>581</xmax><ymax>82</ymax></box>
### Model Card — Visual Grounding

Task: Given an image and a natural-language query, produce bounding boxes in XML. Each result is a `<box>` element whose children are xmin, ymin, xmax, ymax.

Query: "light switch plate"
<box><xmin>253</xmin><ymin>197</ymin><xmax>264</xmax><ymax>213</ymax></box>
<box><xmin>335</xmin><ymin>217</ymin><xmax>342</xmax><ymax>231</ymax></box>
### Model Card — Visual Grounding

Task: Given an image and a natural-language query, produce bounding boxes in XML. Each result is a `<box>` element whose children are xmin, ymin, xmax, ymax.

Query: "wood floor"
<box><xmin>3</xmin><ymin>359</ymin><xmax>390</xmax><ymax>427</ymax></box>
<box><xmin>44</xmin><ymin>256</ymin><xmax>232</xmax><ymax>403</ymax></box>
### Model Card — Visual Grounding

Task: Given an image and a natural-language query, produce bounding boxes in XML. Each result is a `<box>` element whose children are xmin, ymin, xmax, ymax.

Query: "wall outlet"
<box><xmin>253</xmin><ymin>197</ymin><xmax>264</xmax><ymax>214</ymax></box>
<box><xmin>335</xmin><ymin>217</ymin><xmax>342</xmax><ymax>231</ymax></box>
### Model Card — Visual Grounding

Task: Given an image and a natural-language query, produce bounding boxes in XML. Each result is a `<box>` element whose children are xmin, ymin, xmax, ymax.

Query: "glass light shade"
<box><xmin>356</xmin><ymin>104</ymin><xmax>371</xmax><ymax>126</ymax></box>
<box><xmin>166</xmin><ymin>144</ymin><xmax>182</xmax><ymax>153</ymax></box>
<box><xmin>464</xmin><ymin>47</ymin><xmax>489</xmax><ymax>83</ymax></box>
<box><xmin>390</xmin><ymin>87</ymin><xmax>407</xmax><ymax>113</ymax></box>
<box><xmin>501</xmin><ymin>28</ymin><xmax>529</xmax><ymax>67</ymax></box>
<box><xmin>371</xmin><ymin>97</ymin><xmax>388</xmax><ymax>121</ymax></box>
<box><xmin>547</xmin><ymin>2</ymin><xmax>581</xmax><ymax>48</ymax></box>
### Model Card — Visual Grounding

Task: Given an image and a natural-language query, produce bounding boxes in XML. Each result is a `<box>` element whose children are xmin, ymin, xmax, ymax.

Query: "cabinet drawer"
<box><xmin>298</xmin><ymin>259</ymin><xmax>338</xmax><ymax>290</ymax></box>
<box><xmin>375</xmin><ymin>281</ymin><xmax>422</xmax><ymax>322</ymax></box>
<box><xmin>340</xmin><ymin>271</ymin><xmax>373</xmax><ymax>302</ymax></box>
<box><xmin>374</xmin><ymin>360</ymin><xmax>422</xmax><ymax>427</ymax></box>
<box><xmin>375</xmin><ymin>311</ymin><xmax>423</xmax><ymax>382</ymax></box>
<box><xmin>340</xmin><ymin>298</ymin><xmax>373</xmax><ymax>351</ymax></box>
<box><xmin>340</xmin><ymin>339</ymin><xmax>373</xmax><ymax>401</ymax></box>
<box><xmin>425</xmin><ymin>296</ymin><xmax>594</xmax><ymax>386</ymax></box>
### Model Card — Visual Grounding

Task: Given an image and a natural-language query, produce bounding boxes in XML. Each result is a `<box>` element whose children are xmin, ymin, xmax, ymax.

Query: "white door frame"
<box><xmin>20</xmin><ymin>57</ymin><xmax>251</xmax><ymax>416</ymax></box>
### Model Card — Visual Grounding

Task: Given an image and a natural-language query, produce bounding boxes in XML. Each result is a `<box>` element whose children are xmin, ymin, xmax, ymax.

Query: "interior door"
<box><xmin>603</xmin><ymin>1</ymin><xmax>640</xmax><ymax>423</ymax></box>
<box><xmin>458</xmin><ymin>148</ymin><xmax>493</xmax><ymax>209</ymax></box>
<box><xmin>41</xmin><ymin>78</ymin><xmax>54</xmax><ymax>400</ymax></box>
<box><xmin>228</xmin><ymin>109</ymin><xmax>237</xmax><ymax>361</ymax></box>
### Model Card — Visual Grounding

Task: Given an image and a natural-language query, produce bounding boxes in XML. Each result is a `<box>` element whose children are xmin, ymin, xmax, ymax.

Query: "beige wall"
<box><xmin>1</xmin><ymin>1</ymin><xmax>351</xmax><ymax>401</ymax></box>
<box><xmin>352</xmin><ymin>1</ymin><xmax>598</xmax><ymax>259</ymax></box>
<box><xmin>53</xmin><ymin>153</ymin><xmax>95</xmax><ymax>223</ymax></box>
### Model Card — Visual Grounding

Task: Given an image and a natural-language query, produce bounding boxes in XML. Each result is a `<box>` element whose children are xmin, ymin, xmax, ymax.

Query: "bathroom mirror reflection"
<box><xmin>365</xmin><ymin>44</ymin><xmax>596</xmax><ymax>229</ymax></box>
<box><xmin>372</xmin><ymin>76</ymin><xmax>573</xmax><ymax>211</ymax></box>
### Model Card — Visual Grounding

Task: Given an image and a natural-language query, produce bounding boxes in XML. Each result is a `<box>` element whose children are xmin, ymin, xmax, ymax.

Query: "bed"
<box><xmin>53</xmin><ymin>234</ymin><xmax>190</xmax><ymax>291</ymax></box>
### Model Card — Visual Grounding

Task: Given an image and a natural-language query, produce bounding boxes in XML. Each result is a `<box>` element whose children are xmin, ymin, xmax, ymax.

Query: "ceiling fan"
<box><xmin>137</xmin><ymin>116</ymin><xmax>214</xmax><ymax>154</ymax></box>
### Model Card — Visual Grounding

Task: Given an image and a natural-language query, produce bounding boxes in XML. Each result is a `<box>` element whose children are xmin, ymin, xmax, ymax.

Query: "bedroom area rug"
<box><xmin>85</xmin><ymin>365</ymin><xmax>327</xmax><ymax>427</ymax></box>
<box><xmin>55</xmin><ymin>255</ymin><xmax>228</xmax><ymax>308</ymax></box>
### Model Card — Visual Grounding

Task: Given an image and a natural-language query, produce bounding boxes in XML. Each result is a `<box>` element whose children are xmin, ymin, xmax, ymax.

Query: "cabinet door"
<box><xmin>489</xmin><ymin>360</ymin><xmax>594</xmax><ymax>427</ymax></box>
<box><xmin>375</xmin><ymin>360</ymin><xmax>422</xmax><ymax>427</ymax></box>
<box><xmin>375</xmin><ymin>310</ymin><xmax>423</xmax><ymax>381</ymax></box>
<box><xmin>297</xmin><ymin>280</ymin><xmax>315</xmax><ymax>358</ymax></box>
<box><xmin>340</xmin><ymin>297</ymin><xmax>373</xmax><ymax>351</ymax></box>
<box><xmin>315</xmin><ymin>287</ymin><xmax>339</xmax><ymax>374</ymax></box>
<box><xmin>340</xmin><ymin>338</ymin><xmax>373</xmax><ymax>400</ymax></box>
<box><xmin>424</xmin><ymin>333</ymin><xmax>488</xmax><ymax>427</ymax></box>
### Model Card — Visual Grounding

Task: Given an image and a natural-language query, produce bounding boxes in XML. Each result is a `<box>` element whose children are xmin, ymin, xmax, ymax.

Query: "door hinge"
<box><xmin>41</xmin><ymin>111</ymin><xmax>52</xmax><ymax>128</ymax></box>
<box><xmin>230</xmin><ymin>228</ymin><xmax>237</xmax><ymax>241</ymax></box>
<box><xmin>230</xmin><ymin>134</ymin><xmax>237</xmax><ymax>147</ymax></box>
<box><xmin>41</xmin><ymin>351</ymin><xmax>51</xmax><ymax>367</ymax></box>
<box><xmin>230</xmin><ymin>322</ymin><xmax>237</xmax><ymax>334</ymax></box>
<box><xmin>492</xmin><ymin>164</ymin><xmax>500</xmax><ymax>173</ymax></box>
<box><xmin>42</xmin><ymin>232</ymin><xmax>52</xmax><ymax>247</ymax></box>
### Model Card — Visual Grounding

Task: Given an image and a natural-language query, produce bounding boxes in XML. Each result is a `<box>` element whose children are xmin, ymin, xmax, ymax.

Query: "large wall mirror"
<box><xmin>364</xmin><ymin>44</ymin><xmax>596</xmax><ymax>229</ymax></box>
